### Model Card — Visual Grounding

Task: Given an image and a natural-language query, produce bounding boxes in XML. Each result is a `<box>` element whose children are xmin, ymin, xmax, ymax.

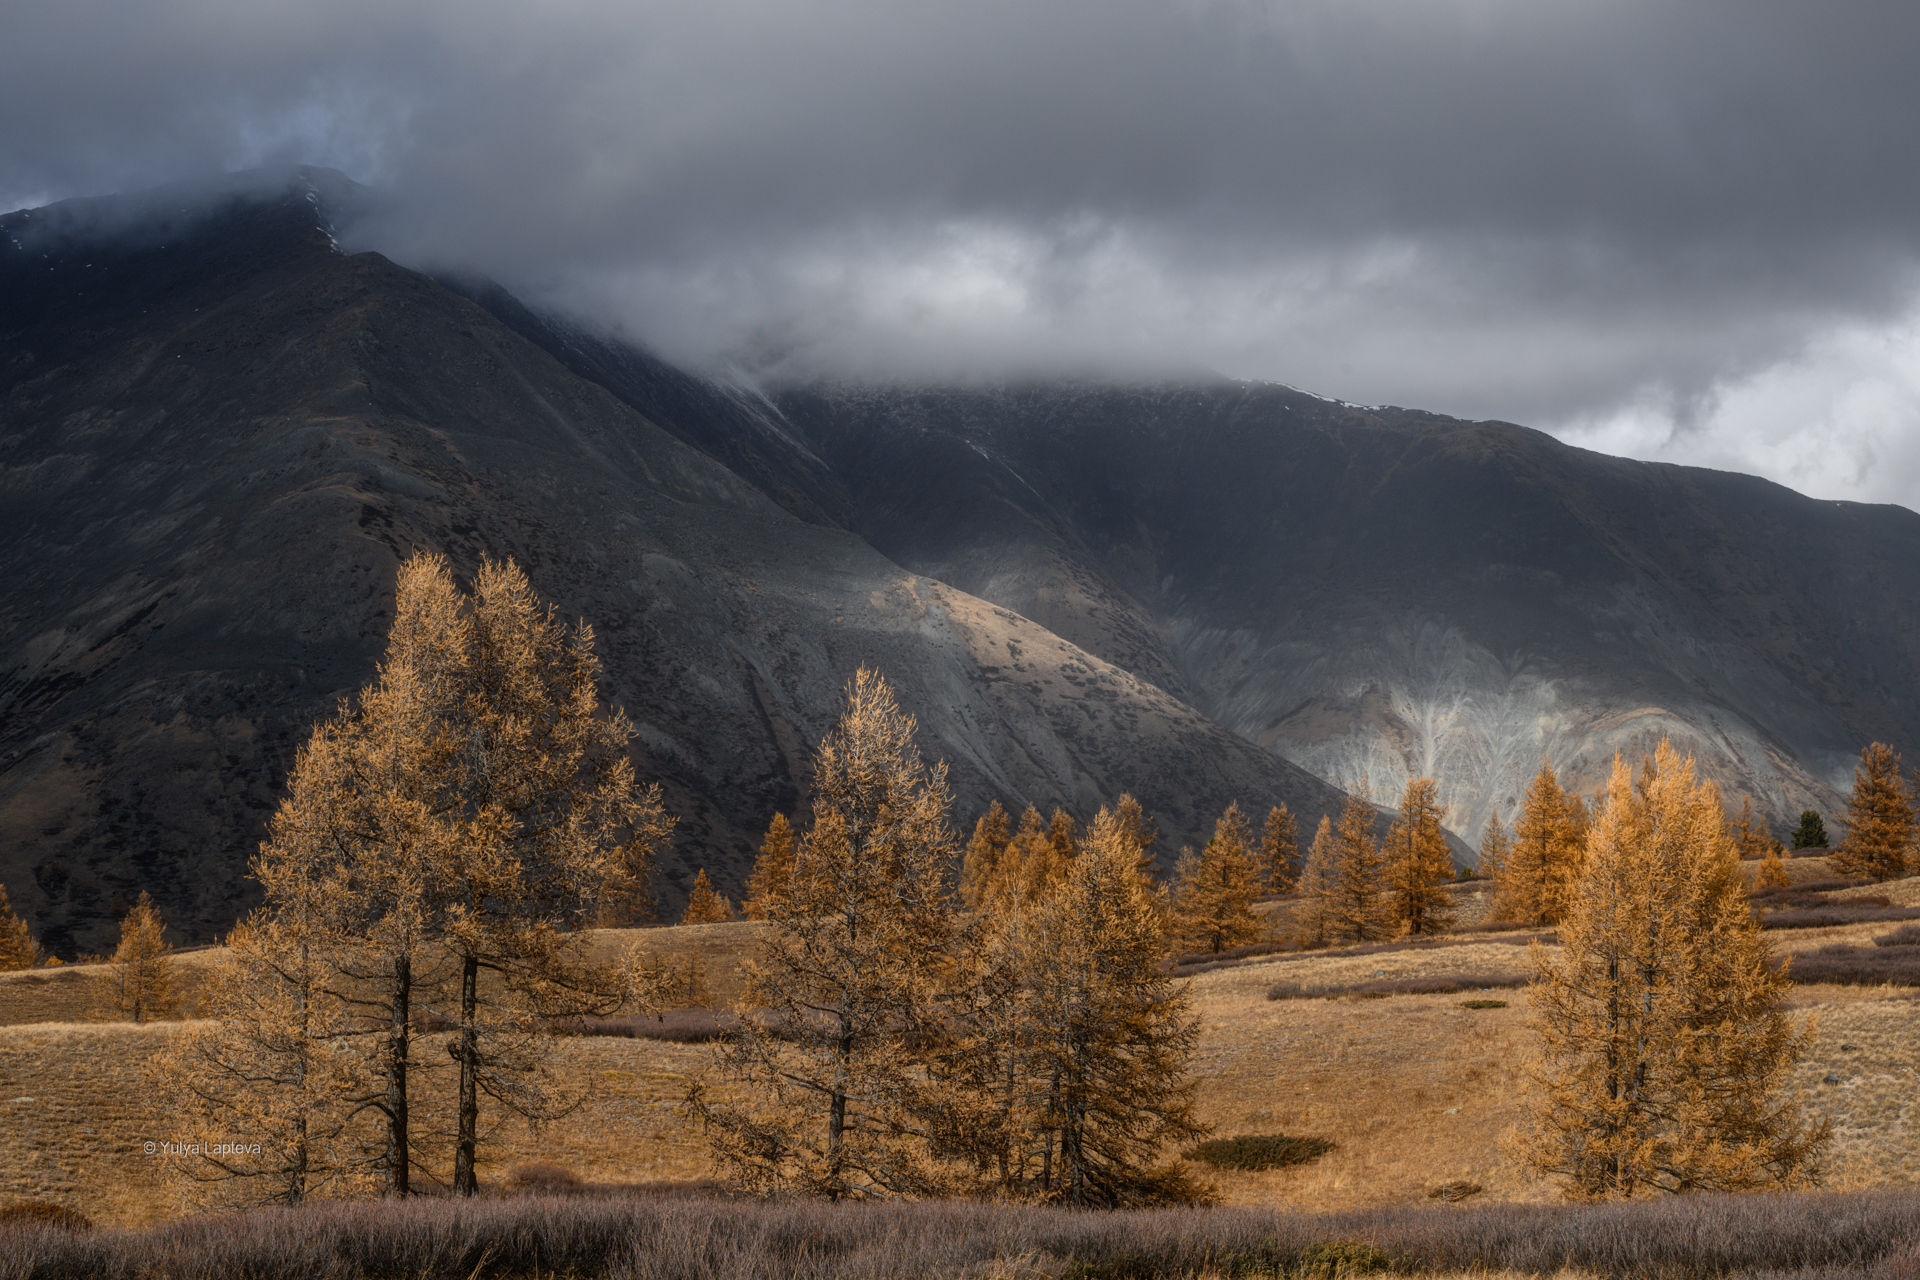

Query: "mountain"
<box><xmin>0</xmin><ymin>170</ymin><xmax>1352</xmax><ymax>956</ymax></box>
<box><xmin>752</xmin><ymin>384</ymin><xmax>1920</xmax><ymax>843</ymax></box>
<box><xmin>430</xmin><ymin>289</ymin><xmax>1916</xmax><ymax>847</ymax></box>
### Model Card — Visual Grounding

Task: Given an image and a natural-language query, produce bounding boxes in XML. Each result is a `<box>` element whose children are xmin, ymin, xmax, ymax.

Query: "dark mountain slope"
<box><xmin>0</xmin><ymin>174</ymin><xmax>1349</xmax><ymax>955</ymax></box>
<box><xmin>768</xmin><ymin>384</ymin><xmax>1920</xmax><ymax>841</ymax></box>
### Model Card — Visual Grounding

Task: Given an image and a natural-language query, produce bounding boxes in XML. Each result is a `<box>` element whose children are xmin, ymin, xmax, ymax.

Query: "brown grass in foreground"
<box><xmin>6</xmin><ymin>1188</ymin><xmax>1920</xmax><ymax>1279</ymax></box>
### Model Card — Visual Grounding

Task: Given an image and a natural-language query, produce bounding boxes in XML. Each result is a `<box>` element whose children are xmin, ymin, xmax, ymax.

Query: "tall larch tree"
<box><xmin>106</xmin><ymin>891</ymin><xmax>176</xmax><ymax>1022</ymax></box>
<box><xmin>1010</xmin><ymin>802</ymin><xmax>1209</xmax><ymax>1205</ymax></box>
<box><xmin>1328</xmin><ymin>793</ymin><xmax>1390</xmax><ymax>944</ymax></box>
<box><xmin>1478</xmin><ymin>810</ymin><xmax>1512</xmax><ymax>886</ymax></box>
<box><xmin>1832</xmin><ymin>743</ymin><xmax>1915</xmax><ymax>882</ymax></box>
<box><xmin>1499</xmin><ymin>762</ymin><xmax>1582</xmax><ymax>925</ymax></box>
<box><xmin>681</xmin><ymin>870</ymin><xmax>735</xmax><ymax>924</ymax></box>
<box><xmin>1260</xmin><ymin>804</ymin><xmax>1299</xmax><ymax>894</ymax></box>
<box><xmin>1516</xmin><ymin>740</ymin><xmax>1829</xmax><ymax>1198</ymax></box>
<box><xmin>252</xmin><ymin>553</ymin><xmax>671</xmax><ymax>1197</ymax></box>
<box><xmin>0</xmin><ymin>884</ymin><xmax>41</xmax><ymax>971</ymax></box>
<box><xmin>742</xmin><ymin>813</ymin><xmax>798</xmax><ymax>920</ymax></box>
<box><xmin>1292</xmin><ymin>815</ymin><xmax>1338</xmax><ymax>946</ymax></box>
<box><xmin>1387</xmin><ymin>777</ymin><xmax>1455</xmax><ymax>936</ymax></box>
<box><xmin>287</xmin><ymin>553</ymin><xmax>470</xmax><ymax>1197</ymax></box>
<box><xmin>1170</xmin><ymin>802</ymin><xmax>1263</xmax><ymax>954</ymax></box>
<box><xmin>958</xmin><ymin>801</ymin><xmax>1012</xmax><ymax>911</ymax></box>
<box><xmin>425</xmin><ymin>555</ymin><xmax>665</xmax><ymax>1196</ymax></box>
<box><xmin>690</xmin><ymin>667</ymin><xmax>967</xmax><ymax>1199</ymax></box>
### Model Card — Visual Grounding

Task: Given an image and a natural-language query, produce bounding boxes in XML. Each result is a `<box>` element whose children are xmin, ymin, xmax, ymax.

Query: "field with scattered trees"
<box><xmin>3</xmin><ymin>554</ymin><xmax>1919</xmax><ymax>1277</ymax></box>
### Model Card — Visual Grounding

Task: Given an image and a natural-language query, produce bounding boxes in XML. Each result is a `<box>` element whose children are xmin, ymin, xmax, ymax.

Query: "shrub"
<box><xmin>1188</xmin><ymin>1135</ymin><xmax>1335</xmax><ymax>1171</ymax></box>
<box><xmin>1170</xmin><ymin>941</ymin><xmax>1292</xmax><ymax>970</ymax></box>
<box><xmin>1267</xmin><ymin>974</ymin><xmax>1528</xmax><ymax>1001</ymax></box>
<box><xmin>1876</xmin><ymin>924</ymin><xmax>1920</xmax><ymax>948</ymax></box>
<box><xmin>503</xmin><ymin>1162</ymin><xmax>580</xmax><ymax>1193</ymax></box>
<box><xmin>1762</xmin><ymin>906</ymin><xmax>1920</xmax><ymax>930</ymax></box>
<box><xmin>1784</xmin><ymin>944</ymin><xmax>1920</xmax><ymax>986</ymax></box>
<box><xmin>0</xmin><ymin>1202</ymin><xmax>91</xmax><ymax>1231</ymax></box>
<box><xmin>1750</xmin><ymin>878</ymin><xmax>1866</xmax><ymax>904</ymax></box>
<box><xmin>1458</xmin><ymin>999</ymin><xmax>1507</xmax><ymax>1010</ymax></box>
<box><xmin>548</xmin><ymin>1008</ymin><xmax>739</xmax><ymax>1043</ymax></box>
<box><xmin>8</xmin><ymin>1186</ymin><xmax>1920</xmax><ymax>1279</ymax></box>
<box><xmin>1294</xmin><ymin>1240</ymin><xmax>1401</xmax><ymax>1277</ymax></box>
<box><xmin>1426</xmin><ymin>1181</ymin><xmax>1483</xmax><ymax>1202</ymax></box>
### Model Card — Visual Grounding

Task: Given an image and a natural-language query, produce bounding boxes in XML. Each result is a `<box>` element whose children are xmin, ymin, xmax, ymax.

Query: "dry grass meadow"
<box><xmin>2</xmin><ymin>868</ymin><xmax>1916</xmax><ymax>1244</ymax></box>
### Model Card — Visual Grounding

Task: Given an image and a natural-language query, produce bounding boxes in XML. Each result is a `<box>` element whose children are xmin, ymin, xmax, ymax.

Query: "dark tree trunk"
<box><xmin>386</xmin><ymin>951</ymin><xmax>412</xmax><ymax>1197</ymax></box>
<box><xmin>454</xmin><ymin>953</ymin><xmax>480</xmax><ymax>1196</ymax></box>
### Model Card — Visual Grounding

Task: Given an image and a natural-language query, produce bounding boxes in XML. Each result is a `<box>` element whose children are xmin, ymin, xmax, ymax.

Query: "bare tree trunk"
<box><xmin>454</xmin><ymin>954</ymin><xmax>480</xmax><ymax>1196</ymax></box>
<box><xmin>386</xmin><ymin>952</ymin><xmax>412</xmax><ymax>1197</ymax></box>
<box><xmin>827</xmin><ymin>1009</ymin><xmax>851</xmax><ymax>1200</ymax></box>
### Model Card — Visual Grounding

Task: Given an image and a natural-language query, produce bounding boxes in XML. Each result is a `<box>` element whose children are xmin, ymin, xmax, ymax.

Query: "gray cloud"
<box><xmin>6</xmin><ymin>0</ymin><xmax>1920</xmax><ymax>503</ymax></box>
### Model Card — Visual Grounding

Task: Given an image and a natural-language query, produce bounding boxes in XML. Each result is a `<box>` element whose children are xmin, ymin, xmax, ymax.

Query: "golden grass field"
<box><xmin>1</xmin><ymin>868</ymin><xmax>1914</xmax><ymax>1227</ymax></box>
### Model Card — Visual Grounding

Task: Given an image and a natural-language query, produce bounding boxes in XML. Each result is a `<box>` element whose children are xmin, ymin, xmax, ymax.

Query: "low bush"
<box><xmin>1425</xmin><ymin>1182</ymin><xmax>1483</xmax><ymax>1203</ymax></box>
<box><xmin>1457</xmin><ymin>1000</ymin><xmax>1507</xmax><ymax>1010</ymax></box>
<box><xmin>1187</xmin><ymin>1136</ymin><xmax>1336</xmax><ymax>1171</ymax></box>
<box><xmin>549</xmin><ymin>1008</ymin><xmax>739</xmax><ymax>1043</ymax></box>
<box><xmin>7</xmin><ymin>1189</ymin><xmax>1920</xmax><ymax>1279</ymax></box>
<box><xmin>1750</xmin><ymin>878</ymin><xmax>1866</xmax><ymax>903</ymax></box>
<box><xmin>1761</xmin><ymin>906</ymin><xmax>1920</xmax><ymax>930</ymax></box>
<box><xmin>1170</xmin><ymin>941</ymin><xmax>1293</xmax><ymax>971</ymax></box>
<box><xmin>503</xmin><ymin>1162</ymin><xmax>580</xmax><ymax>1193</ymax></box>
<box><xmin>1784</xmin><ymin>944</ymin><xmax>1920</xmax><ymax>986</ymax></box>
<box><xmin>1267</xmin><ymin>974</ymin><xmax>1528</xmax><ymax>1002</ymax></box>
<box><xmin>1876</xmin><ymin>924</ymin><xmax>1920</xmax><ymax>947</ymax></box>
<box><xmin>0</xmin><ymin>1202</ymin><xmax>90</xmax><ymax>1231</ymax></box>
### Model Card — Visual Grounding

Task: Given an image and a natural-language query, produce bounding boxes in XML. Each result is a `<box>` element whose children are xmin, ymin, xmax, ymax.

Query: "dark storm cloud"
<box><xmin>5</xmin><ymin>0</ymin><xmax>1920</xmax><ymax>500</ymax></box>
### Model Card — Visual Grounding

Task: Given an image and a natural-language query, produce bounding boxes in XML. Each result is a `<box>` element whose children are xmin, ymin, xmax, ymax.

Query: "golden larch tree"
<box><xmin>1292</xmin><ymin>814</ymin><xmax>1338</xmax><ymax>947</ymax></box>
<box><xmin>989</xmin><ymin>807</ymin><xmax>1051</xmax><ymax>913</ymax></box>
<box><xmin>275</xmin><ymin>552</ymin><xmax>470</xmax><ymax>1197</ymax></box>
<box><xmin>1025</xmin><ymin>808</ymin><xmax>1079</xmax><ymax>903</ymax></box>
<box><xmin>0</xmin><ymin>884</ymin><xmax>42</xmax><ymax>971</ymax></box>
<box><xmin>252</xmin><ymin>553</ymin><xmax>668</xmax><ymax>1197</ymax></box>
<box><xmin>1260</xmin><ymin>804</ymin><xmax>1299</xmax><ymax>894</ymax></box>
<box><xmin>152</xmin><ymin>884</ymin><xmax>373</xmax><ymax>1207</ymax></box>
<box><xmin>681</xmin><ymin>869</ymin><xmax>735</xmax><ymax>924</ymax></box>
<box><xmin>1832</xmin><ymin>743</ymin><xmax>1916</xmax><ymax>882</ymax></box>
<box><xmin>958</xmin><ymin>801</ymin><xmax>1013</xmax><ymax>910</ymax></box>
<box><xmin>1756</xmin><ymin>842</ymin><xmax>1792</xmax><ymax>890</ymax></box>
<box><xmin>1516</xmin><ymin>739</ymin><xmax>1829</xmax><ymax>1198</ymax></box>
<box><xmin>1727</xmin><ymin>796</ymin><xmax>1773</xmax><ymax>861</ymax></box>
<box><xmin>742</xmin><ymin>813</ymin><xmax>797</xmax><ymax>920</ymax></box>
<box><xmin>1478</xmin><ymin>810</ymin><xmax>1512</xmax><ymax>887</ymax></box>
<box><xmin>1009</xmin><ymin>802</ymin><xmax>1210</xmax><ymax>1205</ymax></box>
<box><xmin>1328</xmin><ymin>792</ymin><xmax>1390</xmax><ymax>944</ymax></box>
<box><xmin>1386</xmin><ymin>777</ymin><xmax>1455</xmax><ymax>936</ymax></box>
<box><xmin>1171</xmin><ymin>802</ymin><xmax>1264</xmax><ymax>954</ymax></box>
<box><xmin>1499</xmin><ymin>762</ymin><xmax>1583</xmax><ymax>925</ymax></box>
<box><xmin>106</xmin><ymin>891</ymin><xmax>176</xmax><ymax>1022</ymax></box>
<box><xmin>426</xmin><ymin>555</ymin><xmax>663</xmax><ymax>1196</ymax></box>
<box><xmin>981</xmin><ymin>805</ymin><xmax>1079</xmax><ymax>913</ymax></box>
<box><xmin>690</xmin><ymin>667</ymin><xmax>966</xmax><ymax>1199</ymax></box>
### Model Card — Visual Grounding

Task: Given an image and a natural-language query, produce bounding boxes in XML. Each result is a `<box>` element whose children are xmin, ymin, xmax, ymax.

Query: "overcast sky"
<box><xmin>6</xmin><ymin>0</ymin><xmax>1920</xmax><ymax>508</ymax></box>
